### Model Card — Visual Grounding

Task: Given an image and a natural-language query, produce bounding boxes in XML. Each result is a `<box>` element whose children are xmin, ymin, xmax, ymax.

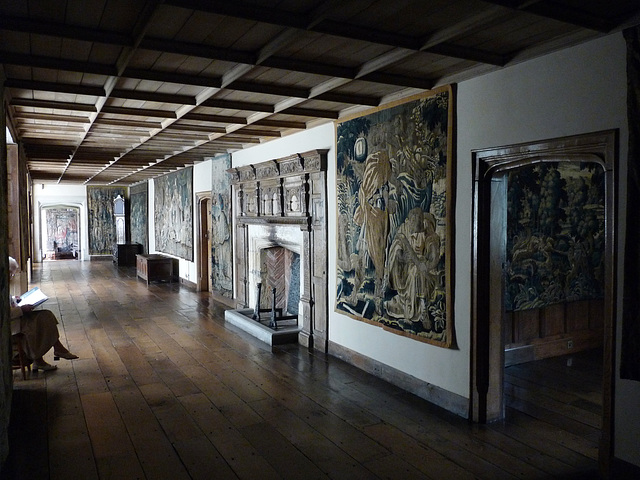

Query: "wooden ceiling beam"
<box><xmin>481</xmin><ymin>0</ymin><xmax>618</xmax><ymax>33</ymax></box>
<box><xmin>260</xmin><ymin>56</ymin><xmax>356</xmax><ymax>79</ymax></box>
<box><xmin>95</xmin><ymin>118</ymin><xmax>163</xmax><ymax>129</ymax></box>
<box><xmin>230</xmin><ymin>80</ymin><xmax>308</xmax><ymax>99</ymax></box>
<box><xmin>233</xmin><ymin>128</ymin><xmax>281</xmax><ymax>137</ymax></box>
<box><xmin>166</xmin><ymin>124</ymin><xmax>227</xmax><ymax>134</ymax></box>
<box><xmin>139</xmin><ymin>37</ymin><xmax>256</xmax><ymax>65</ymax></box>
<box><xmin>182</xmin><ymin>113</ymin><xmax>248</xmax><ymax>124</ymax></box>
<box><xmin>17</xmin><ymin>112</ymin><xmax>91</xmax><ymax>123</ymax></box>
<box><xmin>19</xmin><ymin>124</ymin><xmax>86</xmax><ymax>133</ymax></box>
<box><xmin>4</xmin><ymin>79</ymin><xmax>106</xmax><ymax>96</ymax></box>
<box><xmin>0</xmin><ymin>16</ymin><xmax>132</xmax><ymax>45</ymax></box>
<box><xmin>281</xmin><ymin>106</ymin><xmax>339</xmax><ymax>119</ymax></box>
<box><xmin>110</xmin><ymin>89</ymin><xmax>197</xmax><ymax>105</ymax></box>
<box><xmin>122</xmin><ymin>68</ymin><xmax>222</xmax><ymax>89</ymax></box>
<box><xmin>252</xmin><ymin>119</ymin><xmax>306</xmax><ymax>129</ymax></box>
<box><xmin>201</xmin><ymin>98</ymin><xmax>275</xmax><ymax>113</ymax></box>
<box><xmin>427</xmin><ymin>43</ymin><xmax>509</xmax><ymax>66</ymax></box>
<box><xmin>0</xmin><ymin>51</ymin><xmax>117</xmax><ymax>76</ymax></box>
<box><xmin>314</xmin><ymin>91</ymin><xmax>380</xmax><ymax>107</ymax></box>
<box><xmin>164</xmin><ymin>0</ymin><xmax>308</xmax><ymax>29</ymax></box>
<box><xmin>100</xmin><ymin>106</ymin><xmax>178</xmax><ymax>118</ymax></box>
<box><xmin>11</xmin><ymin>98</ymin><xmax>98</xmax><ymax>112</ymax></box>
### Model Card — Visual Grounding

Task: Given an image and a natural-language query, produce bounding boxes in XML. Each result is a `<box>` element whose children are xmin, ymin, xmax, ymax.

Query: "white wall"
<box><xmin>232</xmin><ymin>32</ymin><xmax>638</xmax><ymax>466</ymax></box>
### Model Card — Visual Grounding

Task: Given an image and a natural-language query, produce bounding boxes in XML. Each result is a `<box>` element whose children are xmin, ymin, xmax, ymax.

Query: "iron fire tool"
<box><xmin>252</xmin><ymin>282</ymin><xmax>297</xmax><ymax>329</ymax></box>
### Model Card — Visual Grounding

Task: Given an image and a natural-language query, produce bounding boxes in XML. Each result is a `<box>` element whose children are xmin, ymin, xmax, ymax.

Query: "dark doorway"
<box><xmin>471</xmin><ymin>131</ymin><xmax>617</xmax><ymax>475</ymax></box>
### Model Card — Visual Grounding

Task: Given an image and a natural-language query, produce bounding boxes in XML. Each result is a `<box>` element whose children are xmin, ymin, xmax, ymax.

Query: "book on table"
<box><xmin>17</xmin><ymin>287</ymin><xmax>49</xmax><ymax>307</ymax></box>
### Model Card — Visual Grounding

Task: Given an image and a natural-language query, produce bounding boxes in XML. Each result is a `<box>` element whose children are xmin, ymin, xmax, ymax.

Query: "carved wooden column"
<box><xmin>298</xmin><ymin>218</ymin><xmax>314</xmax><ymax>348</ymax></box>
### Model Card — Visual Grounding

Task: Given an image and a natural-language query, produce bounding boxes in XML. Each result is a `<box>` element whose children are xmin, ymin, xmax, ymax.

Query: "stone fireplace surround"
<box><xmin>225</xmin><ymin>150</ymin><xmax>328</xmax><ymax>351</ymax></box>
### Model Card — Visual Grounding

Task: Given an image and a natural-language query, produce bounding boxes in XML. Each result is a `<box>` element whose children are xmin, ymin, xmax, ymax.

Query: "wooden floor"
<box><xmin>3</xmin><ymin>260</ymin><xmax>602</xmax><ymax>479</ymax></box>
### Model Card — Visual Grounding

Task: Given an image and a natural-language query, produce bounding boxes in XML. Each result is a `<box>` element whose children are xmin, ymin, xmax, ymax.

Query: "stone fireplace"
<box><xmin>225</xmin><ymin>150</ymin><xmax>328</xmax><ymax>351</ymax></box>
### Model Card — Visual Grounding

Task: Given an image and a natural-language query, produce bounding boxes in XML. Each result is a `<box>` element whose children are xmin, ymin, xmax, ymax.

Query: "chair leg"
<box><xmin>14</xmin><ymin>336</ymin><xmax>30</xmax><ymax>380</ymax></box>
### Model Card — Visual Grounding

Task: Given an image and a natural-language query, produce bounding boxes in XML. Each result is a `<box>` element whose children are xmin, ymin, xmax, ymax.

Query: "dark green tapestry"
<box><xmin>210</xmin><ymin>155</ymin><xmax>232</xmax><ymax>299</ymax></box>
<box><xmin>154</xmin><ymin>167</ymin><xmax>193</xmax><ymax>261</ymax></box>
<box><xmin>130</xmin><ymin>182</ymin><xmax>148</xmax><ymax>254</ymax></box>
<box><xmin>87</xmin><ymin>186</ymin><xmax>127</xmax><ymax>255</ymax></box>
<box><xmin>505</xmin><ymin>162</ymin><xmax>605</xmax><ymax>312</ymax></box>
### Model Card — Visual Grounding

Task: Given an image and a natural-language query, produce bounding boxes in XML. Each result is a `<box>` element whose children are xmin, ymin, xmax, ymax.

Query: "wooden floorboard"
<box><xmin>3</xmin><ymin>260</ymin><xmax>602</xmax><ymax>479</ymax></box>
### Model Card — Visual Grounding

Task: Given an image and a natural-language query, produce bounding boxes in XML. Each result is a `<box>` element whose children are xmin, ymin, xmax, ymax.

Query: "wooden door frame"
<box><xmin>196</xmin><ymin>192</ymin><xmax>211</xmax><ymax>292</ymax></box>
<box><xmin>470</xmin><ymin>130</ymin><xmax>617</xmax><ymax>475</ymax></box>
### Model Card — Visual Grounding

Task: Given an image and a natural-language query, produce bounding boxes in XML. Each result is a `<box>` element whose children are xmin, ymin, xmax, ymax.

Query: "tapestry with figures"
<box><xmin>335</xmin><ymin>86</ymin><xmax>454</xmax><ymax>347</ymax></box>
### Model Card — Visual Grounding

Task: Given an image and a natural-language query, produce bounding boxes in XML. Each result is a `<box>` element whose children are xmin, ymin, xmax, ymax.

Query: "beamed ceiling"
<box><xmin>1</xmin><ymin>0</ymin><xmax>639</xmax><ymax>186</ymax></box>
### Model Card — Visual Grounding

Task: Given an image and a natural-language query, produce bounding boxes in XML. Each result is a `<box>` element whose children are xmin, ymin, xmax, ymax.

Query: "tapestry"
<box><xmin>505</xmin><ymin>162</ymin><xmax>605</xmax><ymax>312</ymax></box>
<box><xmin>622</xmin><ymin>26</ymin><xmax>640</xmax><ymax>381</ymax></box>
<box><xmin>45</xmin><ymin>208</ymin><xmax>79</xmax><ymax>254</ymax></box>
<box><xmin>335</xmin><ymin>86</ymin><xmax>454</xmax><ymax>347</ymax></box>
<box><xmin>130</xmin><ymin>182</ymin><xmax>148</xmax><ymax>254</ymax></box>
<box><xmin>87</xmin><ymin>186</ymin><xmax>126</xmax><ymax>255</ymax></box>
<box><xmin>154</xmin><ymin>167</ymin><xmax>193</xmax><ymax>261</ymax></box>
<box><xmin>210</xmin><ymin>155</ymin><xmax>233</xmax><ymax>298</ymax></box>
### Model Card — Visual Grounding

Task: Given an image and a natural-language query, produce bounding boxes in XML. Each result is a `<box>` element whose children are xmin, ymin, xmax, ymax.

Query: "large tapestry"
<box><xmin>45</xmin><ymin>208</ymin><xmax>78</xmax><ymax>254</ymax></box>
<box><xmin>210</xmin><ymin>155</ymin><xmax>233</xmax><ymax>299</ymax></box>
<box><xmin>505</xmin><ymin>162</ymin><xmax>605</xmax><ymax>312</ymax></box>
<box><xmin>87</xmin><ymin>186</ymin><xmax>126</xmax><ymax>255</ymax></box>
<box><xmin>335</xmin><ymin>86</ymin><xmax>454</xmax><ymax>347</ymax></box>
<box><xmin>154</xmin><ymin>167</ymin><xmax>193</xmax><ymax>261</ymax></box>
<box><xmin>130</xmin><ymin>182</ymin><xmax>148</xmax><ymax>254</ymax></box>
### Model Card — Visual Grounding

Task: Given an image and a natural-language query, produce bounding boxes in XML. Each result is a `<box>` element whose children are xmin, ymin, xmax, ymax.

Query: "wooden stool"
<box><xmin>11</xmin><ymin>333</ymin><xmax>32</xmax><ymax>380</ymax></box>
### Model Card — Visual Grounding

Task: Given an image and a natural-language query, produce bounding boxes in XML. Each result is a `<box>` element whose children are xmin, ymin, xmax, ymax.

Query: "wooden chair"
<box><xmin>11</xmin><ymin>333</ymin><xmax>32</xmax><ymax>380</ymax></box>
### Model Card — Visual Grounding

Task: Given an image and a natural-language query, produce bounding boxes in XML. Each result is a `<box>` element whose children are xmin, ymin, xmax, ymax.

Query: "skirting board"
<box><xmin>328</xmin><ymin>340</ymin><xmax>469</xmax><ymax>418</ymax></box>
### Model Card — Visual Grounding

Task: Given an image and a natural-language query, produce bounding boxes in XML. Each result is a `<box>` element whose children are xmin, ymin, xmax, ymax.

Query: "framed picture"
<box><xmin>335</xmin><ymin>85</ymin><xmax>455</xmax><ymax>347</ymax></box>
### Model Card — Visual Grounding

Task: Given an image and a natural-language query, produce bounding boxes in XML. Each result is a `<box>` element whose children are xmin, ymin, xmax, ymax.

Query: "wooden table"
<box><xmin>136</xmin><ymin>254</ymin><xmax>173</xmax><ymax>285</ymax></box>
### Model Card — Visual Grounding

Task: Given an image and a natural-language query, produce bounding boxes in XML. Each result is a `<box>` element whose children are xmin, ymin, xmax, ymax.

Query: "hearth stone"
<box><xmin>225</xmin><ymin>308</ymin><xmax>301</xmax><ymax>346</ymax></box>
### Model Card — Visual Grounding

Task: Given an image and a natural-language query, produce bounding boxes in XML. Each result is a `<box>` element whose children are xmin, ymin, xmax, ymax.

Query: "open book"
<box><xmin>17</xmin><ymin>287</ymin><xmax>49</xmax><ymax>308</ymax></box>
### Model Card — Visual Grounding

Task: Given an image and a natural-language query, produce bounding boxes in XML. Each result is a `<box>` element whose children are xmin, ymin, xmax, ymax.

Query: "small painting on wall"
<box><xmin>335</xmin><ymin>86</ymin><xmax>454</xmax><ymax>348</ymax></box>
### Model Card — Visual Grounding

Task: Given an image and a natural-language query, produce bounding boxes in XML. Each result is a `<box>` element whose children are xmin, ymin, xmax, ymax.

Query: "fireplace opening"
<box><xmin>259</xmin><ymin>246</ymin><xmax>301</xmax><ymax>317</ymax></box>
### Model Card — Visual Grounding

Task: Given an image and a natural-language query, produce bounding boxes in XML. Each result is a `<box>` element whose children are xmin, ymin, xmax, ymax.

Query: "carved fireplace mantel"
<box><xmin>228</xmin><ymin>149</ymin><xmax>328</xmax><ymax>352</ymax></box>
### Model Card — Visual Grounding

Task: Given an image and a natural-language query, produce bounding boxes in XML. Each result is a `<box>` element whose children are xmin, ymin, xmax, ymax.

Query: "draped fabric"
<box><xmin>622</xmin><ymin>26</ymin><xmax>640</xmax><ymax>380</ymax></box>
